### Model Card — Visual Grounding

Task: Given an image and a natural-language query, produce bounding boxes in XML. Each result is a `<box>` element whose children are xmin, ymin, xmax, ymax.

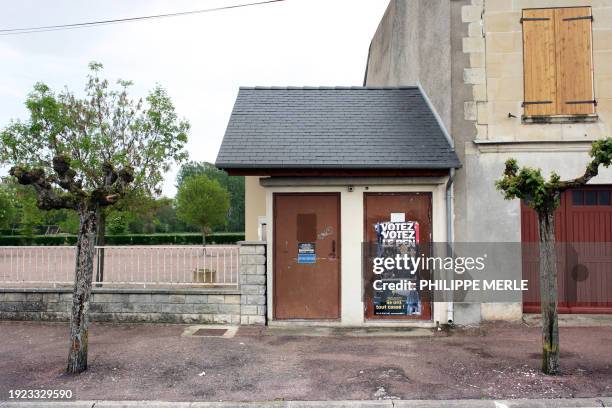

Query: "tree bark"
<box><xmin>67</xmin><ymin>206</ymin><xmax>98</xmax><ymax>374</ymax></box>
<box><xmin>537</xmin><ymin>209</ymin><xmax>560</xmax><ymax>375</ymax></box>
<box><xmin>95</xmin><ymin>211</ymin><xmax>106</xmax><ymax>286</ymax></box>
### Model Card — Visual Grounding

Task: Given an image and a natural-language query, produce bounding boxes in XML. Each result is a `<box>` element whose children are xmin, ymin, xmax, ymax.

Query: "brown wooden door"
<box><xmin>273</xmin><ymin>193</ymin><xmax>341</xmax><ymax>320</ymax></box>
<box><xmin>521</xmin><ymin>186</ymin><xmax>612</xmax><ymax>314</ymax></box>
<box><xmin>363</xmin><ymin>192</ymin><xmax>432</xmax><ymax>321</ymax></box>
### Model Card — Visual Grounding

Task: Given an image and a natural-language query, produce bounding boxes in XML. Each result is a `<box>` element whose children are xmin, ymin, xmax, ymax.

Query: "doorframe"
<box><xmin>362</xmin><ymin>191</ymin><xmax>434</xmax><ymax>321</ymax></box>
<box><xmin>272</xmin><ymin>192</ymin><xmax>342</xmax><ymax>320</ymax></box>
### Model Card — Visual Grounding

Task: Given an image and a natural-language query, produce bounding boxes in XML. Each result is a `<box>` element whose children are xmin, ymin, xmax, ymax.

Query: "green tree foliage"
<box><xmin>54</xmin><ymin>210</ymin><xmax>80</xmax><ymax>234</ymax></box>
<box><xmin>12</xmin><ymin>184</ymin><xmax>44</xmax><ymax>236</ymax></box>
<box><xmin>0</xmin><ymin>181</ymin><xmax>79</xmax><ymax>235</ymax></box>
<box><xmin>106</xmin><ymin>212</ymin><xmax>130</xmax><ymax>235</ymax></box>
<box><xmin>175</xmin><ymin>175</ymin><xmax>230</xmax><ymax>244</ymax></box>
<box><xmin>497</xmin><ymin>139</ymin><xmax>612</xmax><ymax>212</ymax></box>
<box><xmin>0</xmin><ymin>62</ymin><xmax>189</xmax><ymax>374</ymax></box>
<box><xmin>0</xmin><ymin>184</ymin><xmax>17</xmax><ymax>230</ymax></box>
<box><xmin>154</xmin><ymin>197</ymin><xmax>185</xmax><ymax>233</ymax></box>
<box><xmin>496</xmin><ymin>138</ymin><xmax>612</xmax><ymax>375</ymax></box>
<box><xmin>103</xmin><ymin>190</ymin><xmax>161</xmax><ymax>234</ymax></box>
<box><xmin>177</xmin><ymin>161</ymin><xmax>244</xmax><ymax>232</ymax></box>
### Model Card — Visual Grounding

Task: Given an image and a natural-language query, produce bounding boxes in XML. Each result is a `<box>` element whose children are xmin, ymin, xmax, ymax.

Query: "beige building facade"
<box><xmin>261</xmin><ymin>181</ymin><xmax>451</xmax><ymax>327</ymax></box>
<box><xmin>217</xmin><ymin>86</ymin><xmax>460</xmax><ymax>327</ymax></box>
<box><xmin>245</xmin><ymin>176</ymin><xmax>266</xmax><ymax>241</ymax></box>
<box><xmin>365</xmin><ymin>0</ymin><xmax>612</xmax><ymax>323</ymax></box>
<box><xmin>463</xmin><ymin>0</ymin><xmax>612</xmax><ymax>321</ymax></box>
<box><xmin>224</xmin><ymin>0</ymin><xmax>612</xmax><ymax>327</ymax></box>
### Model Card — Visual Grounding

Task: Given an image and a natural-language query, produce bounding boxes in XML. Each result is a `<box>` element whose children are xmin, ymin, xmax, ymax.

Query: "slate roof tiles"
<box><xmin>215</xmin><ymin>87</ymin><xmax>461</xmax><ymax>170</ymax></box>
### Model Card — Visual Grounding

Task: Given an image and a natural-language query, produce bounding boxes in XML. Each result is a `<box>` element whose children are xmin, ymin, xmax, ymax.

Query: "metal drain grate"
<box><xmin>192</xmin><ymin>328</ymin><xmax>228</xmax><ymax>337</ymax></box>
<box><xmin>182</xmin><ymin>325</ymin><xmax>238</xmax><ymax>338</ymax></box>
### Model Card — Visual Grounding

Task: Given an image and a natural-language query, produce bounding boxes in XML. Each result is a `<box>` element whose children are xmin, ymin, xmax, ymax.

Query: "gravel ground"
<box><xmin>0</xmin><ymin>321</ymin><xmax>610</xmax><ymax>402</ymax></box>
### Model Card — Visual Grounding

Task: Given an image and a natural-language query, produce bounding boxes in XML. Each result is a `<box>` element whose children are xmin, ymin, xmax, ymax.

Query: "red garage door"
<box><xmin>522</xmin><ymin>186</ymin><xmax>612</xmax><ymax>313</ymax></box>
<box><xmin>273</xmin><ymin>193</ymin><xmax>341</xmax><ymax>320</ymax></box>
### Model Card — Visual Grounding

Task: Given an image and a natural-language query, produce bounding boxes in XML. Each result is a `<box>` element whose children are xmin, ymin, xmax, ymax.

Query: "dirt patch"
<box><xmin>0</xmin><ymin>321</ymin><xmax>611</xmax><ymax>401</ymax></box>
<box><xmin>463</xmin><ymin>346</ymin><xmax>495</xmax><ymax>359</ymax></box>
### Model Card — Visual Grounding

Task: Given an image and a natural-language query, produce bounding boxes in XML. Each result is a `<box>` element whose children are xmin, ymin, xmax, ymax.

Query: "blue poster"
<box><xmin>297</xmin><ymin>242</ymin><xmax>316</xmax><ymax>264</ymax></box>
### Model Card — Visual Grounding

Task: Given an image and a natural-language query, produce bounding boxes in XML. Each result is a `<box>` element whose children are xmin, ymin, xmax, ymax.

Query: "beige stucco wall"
<box><xmin>365</xmin><ymin>0</ymin><xmax>453</xmax><ymax>130</ymax></box>
<box><xmin>245</xmin><ymin>176</ymin><xmax>267</xmax><ymax>241</ymax></box>
<box><xmin>262</xmin><ymin>180</ymin><xmax>449</xmax><ymax>327</ymax></box>
<box><xmin>458</xmin><ymin>0</ymin><xmax>612</xmax><ymax>245</ymax></box>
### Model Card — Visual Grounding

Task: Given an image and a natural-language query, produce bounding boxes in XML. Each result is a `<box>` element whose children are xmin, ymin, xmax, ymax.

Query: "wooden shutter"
<box><xmin>554</xmin><ymin>7</ymin><xmax>595</xmax><ymax>115</ymax></box>
<box><xmin>522</xmin><ymin>9</ymin><xmax>557</xmax><ymax>116</ymax></box>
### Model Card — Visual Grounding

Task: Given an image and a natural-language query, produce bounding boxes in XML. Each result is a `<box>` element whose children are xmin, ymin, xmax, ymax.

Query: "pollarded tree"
<box><xmin>176</xmin><ymin>175</ymin><xmax>230</xmax><ymax>245</ymax></box>
<box><xmin>496</xmin><ymin>138</ymin><xmax>612</xmax><ymax>375</ymax></box>
<box><xmin>0</xmin><ymin>62</ymin><xmax>189</xmax><ymax>374</ymax></box>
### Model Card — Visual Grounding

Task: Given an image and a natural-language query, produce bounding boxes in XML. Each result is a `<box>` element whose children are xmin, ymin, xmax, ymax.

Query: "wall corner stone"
<box><xmin>238</xmin><ymin>241</ymin><xmax>267</xmax><ymax>325</ymax></box>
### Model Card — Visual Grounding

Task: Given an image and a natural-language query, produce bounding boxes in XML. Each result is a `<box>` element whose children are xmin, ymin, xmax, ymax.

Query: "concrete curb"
<box><xmin>1</xmin><ymin>398</ymin><xmax>611</xmax><ymax>408</ymax></box>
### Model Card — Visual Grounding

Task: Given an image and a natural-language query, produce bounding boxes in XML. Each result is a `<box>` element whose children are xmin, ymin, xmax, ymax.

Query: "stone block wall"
<box><xmin>0</xmin><ymin>241</ymin><xmax>268</xmax><ymax>325</ymax></box>
<box><xmin>0</xmin><ymin>289</ymin><xmax>241</xmax><ymax>324</ymax></box>
<box><xmin>238</xmin><ymin>241</ymin><xmax>267</xmax><ymax>325</ymax></box>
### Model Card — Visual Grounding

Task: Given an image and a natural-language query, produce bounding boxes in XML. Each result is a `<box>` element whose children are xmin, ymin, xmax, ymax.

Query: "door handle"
<box><xmin>331</xmin><ymin>240</ymin><xmax>336</xmax><ymax>258</ymax></box>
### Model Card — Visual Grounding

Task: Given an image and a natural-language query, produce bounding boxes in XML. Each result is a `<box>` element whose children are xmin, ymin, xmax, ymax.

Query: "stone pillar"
<box><xmin>238</xmin><ymin>241</ymin><xmax>267</xmax><ymax>325</ymax></box>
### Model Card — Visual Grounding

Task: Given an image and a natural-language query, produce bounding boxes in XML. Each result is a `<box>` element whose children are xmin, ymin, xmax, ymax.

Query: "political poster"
<box><xmin>372</xmin><ymin>215</ymin><xmax>422</xmax><ymax>316</ymax></box>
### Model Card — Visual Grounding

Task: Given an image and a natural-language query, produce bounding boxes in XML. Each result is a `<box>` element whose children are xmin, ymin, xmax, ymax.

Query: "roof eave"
<box><xmin>215</xmin><ymin>162</ymin><xmax>462</xmax><ymax>170</ymax></box>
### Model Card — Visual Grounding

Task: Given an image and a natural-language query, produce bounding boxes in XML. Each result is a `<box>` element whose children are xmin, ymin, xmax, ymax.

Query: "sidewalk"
<box><xmin>1</xmin><ymin>398</ymin><xmax>611</xmax><ymax>407</ymax></box>
<box><xmin>0</xmin><ymin>321</ymin><xmax>611</xmax><ymax>402</ymax></box>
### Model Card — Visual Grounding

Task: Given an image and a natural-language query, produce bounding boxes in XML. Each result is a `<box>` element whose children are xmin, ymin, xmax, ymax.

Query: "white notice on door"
<box><xmin>390</xmin><ymin>213</ymin><xmax>405</xmax><ymax>223</ymax></box>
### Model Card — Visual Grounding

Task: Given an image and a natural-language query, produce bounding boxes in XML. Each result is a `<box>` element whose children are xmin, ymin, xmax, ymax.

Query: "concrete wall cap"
<box><xmin>0</xmin><ymin>288</ymin><xmax>240</xmax><ymax>295</ymax></box>
<box><xmin>238</xmin><ymin>240</ymin><xmax>267</xmax><ymax>245</ymax></box>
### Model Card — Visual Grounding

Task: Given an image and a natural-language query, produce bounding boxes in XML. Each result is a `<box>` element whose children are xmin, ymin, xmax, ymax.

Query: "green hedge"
<box><xmin>0</xmin><ymin>233</ymin><xmax>244</xmax><ymax>246</ymax></box>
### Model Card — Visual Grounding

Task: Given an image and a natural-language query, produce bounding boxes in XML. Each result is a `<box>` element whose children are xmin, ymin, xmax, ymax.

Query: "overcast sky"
<box><xmin>0</xmin><ymin>0</ymin><xmax>388</xmax><ymax>197</ymax></box>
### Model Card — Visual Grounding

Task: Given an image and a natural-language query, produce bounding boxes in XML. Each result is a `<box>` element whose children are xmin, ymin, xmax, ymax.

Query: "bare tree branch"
<box><xmin>9</xmin><ymin>166</ymin><xmax>77</xmax><ymax>210</ymax></box>
<box><xmin>557</xmin><ymin>160</ymin><xmax>600</xmax><ymax>191</ymax></box>
<box><xmin>91</xmin><ymin>163</ymin><xmax>134</xmax><ymax>207</ymax></box>
<box><xmin>52</xmin><ymin>155</ymin><xmax>85</xmax><ymax>195</ymax></box>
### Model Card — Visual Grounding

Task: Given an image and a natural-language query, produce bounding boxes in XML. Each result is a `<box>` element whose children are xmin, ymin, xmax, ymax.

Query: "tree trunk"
<box><xmin>95</xmin><ymin>211</ymin><xmax>106</xmax><ymax>286</ymax></box>
<box><xmin>67</xmin><ymin>207</ymin><xmax>98</xmax><ymax>374</ymax></box>
<box><xmin>537</xmin><ymin>209</ymin><xmax>560</xmax><ymax>375</ymax></box>
<box><xmin>202</xmin><ymin>227</ymin><xmax>207</xmax><ymax>246</ymax></box>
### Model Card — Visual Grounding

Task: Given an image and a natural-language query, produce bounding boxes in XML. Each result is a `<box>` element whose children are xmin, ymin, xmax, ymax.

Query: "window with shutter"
<box><xmin>522</xmin><ymin>9</ymin><xmax>557</xmax><ymax>116</ymax></box>
<box><xmin>522</xmin><ymin>7</ymin><xmax>595</xmax><ymax>118</ymax></box>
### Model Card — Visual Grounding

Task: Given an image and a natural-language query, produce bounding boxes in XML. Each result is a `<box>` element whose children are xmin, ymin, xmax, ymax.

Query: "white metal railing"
<box><xmin>0</xmin><ymin>245</ymin><xmax>239</xmax><ymax>289</ymax></box>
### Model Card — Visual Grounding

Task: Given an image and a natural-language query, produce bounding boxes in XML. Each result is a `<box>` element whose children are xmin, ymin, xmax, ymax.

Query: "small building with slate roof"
<box><xmin>216</xmin><ymin>86</ymin><xmax>460</xmax><ymax>326</ymax></box>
